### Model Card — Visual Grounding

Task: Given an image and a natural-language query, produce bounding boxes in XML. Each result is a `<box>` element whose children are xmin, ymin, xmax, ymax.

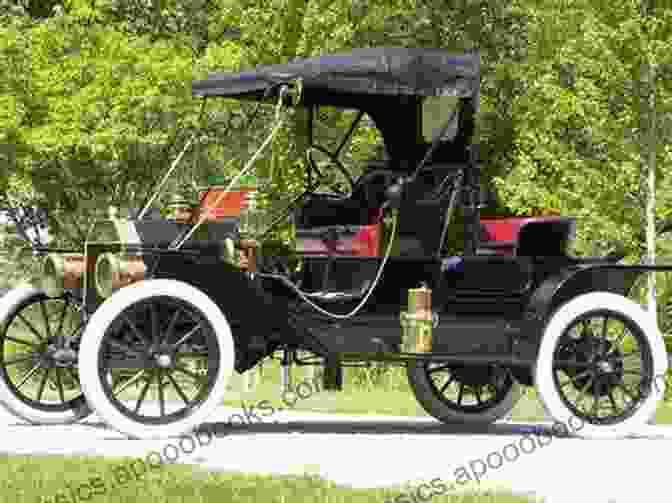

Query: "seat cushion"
<box><xmin>295</xmin><ymin>224</ymin><xmax>382</xmax><ymax>256</ymax></box>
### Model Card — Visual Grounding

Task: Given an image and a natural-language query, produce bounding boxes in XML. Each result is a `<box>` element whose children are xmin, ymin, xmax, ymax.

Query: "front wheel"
<box><xmin>0</xmin><ymin>285</ymin><xmax>91</xmax><ymax>424</ymax></box>
<box><xmin>534</xmin><ymin>292</ymin><xmax>667</xmax><ymax>438</ymax></box>
<box><xmin>407</xmin><ymin>360</ymin><xmax>523</xmax><ymax>424</ymax></box>
<box><xmin>77</xmin><ymin>279</ymin><xmax>235</xmax><ymax>439</ymax></box>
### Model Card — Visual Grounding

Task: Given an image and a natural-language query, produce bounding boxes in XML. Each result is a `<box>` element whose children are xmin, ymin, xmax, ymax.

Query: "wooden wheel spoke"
<box><xmin>4</xmin><ymin>336</ymin><xmax>36</xmax><ymax>348</ymax></box>
<box><xmin>580</xmin><ymin>319</ymin><xmax>592</xmax><ymax>336</ymax></box>
<box><xmin>134</xmin><ymin>372</ymin><xmax>154</xmax><ymax>414</ymax></box>
<box><xmin>36</xmin><ymin>367</ymin><xmax>50</xmax><ymax>401</ymax></box>
<box><xmin>66</xmin><ymin>319</ymin><xmax>85</xmax><ymax>339</ymax></box>
<box><xmin>570</xmin><ymin>368</ymin><xmax>594</xmax><ymax>382</ymax></box>
<box><xmin>166</xmin><ymin>371</ymin><xmax>191</xmax><ymax>406</ymax></box>
<box><xmin>55</xmin><ymin>368</ymin><xmax>66</xmax><ymax>404</ymax></box>
<box><xmin>16</xmin><ymin>363</ymin><xmax>42</xmax><ymax>389</ymax></box>
<box><xmin>621</xmin><ymin>369</ymin><xmax>646</xmax><ymax>377</ymax></box>
<box><xmin>474</xmin><ymin>386</ymin><xmax>482</xmax><ymax>405</ymax></box>
<box><xmin>601</xmin><ymin>316</ymin><xmax>609</xmax><ymax>340</ymax></box>
<box><xmin>164</xmin><ymin>308</ymin><xmax>182</xmax><ymax>346</ymax></box>
<box><xmin>608</xmin><ymin>390</ymin><xmax>619</xmax><ymax>413</ymax></box>
<box><xmin>172</xmin><ymin>323</ymin><xmax>202</xmax><ymax>349</ymax></box>
<box><xmin>112</xmin><ymin>370</ymin><xmax>146</xmax><ymax>395</ymax></box>
<box><xmin>38</xmin><ymin>299</ymin><xmax>53</xmax><ymax>340</ymax></box>
<box><xmin>157</xmin><ymin>369</ymin><xmax>166</xmax><ymax>417</ymax></box>
<box><xmin>591</xmin><ymin>379</ymin><xmax>601</xmax><ymax>417</ymax></box>
<box><xmin>616</xmin><ymin>383</ymin><xmax>636</xmax><ymax>404</ymax></box>
<box><xmin>174</xmin><ymin>365</ymin><xmax>206</xmax><ymax>385</ymax></box>
<box><xmin>438</xmin><ymin>375</ymin><xmax>454</xmax><ymax>395</ymax></box>
<box><xmin>149</xmin><ymin>302</ymin><xmax>160</xmax><ymax>346</ymax></box>
<box><xmin>559</xmin><ymin>378</ymin><xmax>574</xmax><ymax>388</ymax></box>
<box><xmin>66</xmin><ymin>367</ymin><xmax>79</xmax><ymax>384</ymax></box>
<box><xmin>613</xmin><ymin>327</ymin><xmax>632</xmax><ymax>349</ymax></box>
<box><xmin>619</xmin><ymin>351</ymin><xmax>642</xmax><ymax>359</ymax></box>
<box><xmin>575</xmin><ymin>372</ymin><xmax>596</xmax><ymax>408</ymax></box>
<box><xmin>55</xmin><ymin>301</ymin><xmax>69</xmax><ymax>339</ymax></box>
<box><xmin>123</xmin><ymin>315</ymin><xmax>150</xmax><ymax>347</ymax></box>
<box><xmin>16</xmin><ymin>313</ymin><xmax>45</xmax><ymax>342</ymax></box>
<box><xmin>4</xmin><ymin>354</ymin><xmax>35</xmax><ymax>366</ymax></box>
<box><xmin>456</xmin><ymin>383</ymin><xmax>464</xmax><ymax>405</ymax></box>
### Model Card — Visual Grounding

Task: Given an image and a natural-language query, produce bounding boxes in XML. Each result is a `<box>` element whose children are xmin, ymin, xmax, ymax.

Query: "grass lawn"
<box><xmin>0</xmin><ymin>454</ymin><xmax>540</xmax><ymax>503</ymax></box>
<box><xmin>4</xmin><ymin>327</ymin><xmax>671</xmax><ymax>502</ymax></box>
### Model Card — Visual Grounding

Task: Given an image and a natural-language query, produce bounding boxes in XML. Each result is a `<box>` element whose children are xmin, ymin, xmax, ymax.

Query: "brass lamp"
<box><xmin>400</xmin><ymin>283</ymin><xmax>433</xmax><ymax>353</ymax></box>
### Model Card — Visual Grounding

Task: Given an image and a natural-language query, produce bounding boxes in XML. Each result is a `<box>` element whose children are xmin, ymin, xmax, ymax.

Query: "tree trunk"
<box><xmin>642</xmin><ymin>0</ymin><xmax>657</xmax><ymax>326</ymax></box>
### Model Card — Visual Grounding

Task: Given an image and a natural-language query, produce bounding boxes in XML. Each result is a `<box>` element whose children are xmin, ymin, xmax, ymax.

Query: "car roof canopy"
<box><xmin>192</xmin><ymin>47</ymin><xmax>480</xmax><ymax>104</ymax></box>
<box><xmin>192</xmin><ymin>48</ymin><xmax>480</xmax><ymax>171</ymax></box>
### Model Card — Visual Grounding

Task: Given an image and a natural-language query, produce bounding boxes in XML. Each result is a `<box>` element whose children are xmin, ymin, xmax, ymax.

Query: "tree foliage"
<box><xmin>0</xmin><ymin>0</ymin><xmax>670</xmax><ymax>259</ymax></box>
<box><xmin>495</xmin><ymin>0</ymin><xmax>672</xmax><ymax>256</ymax></box>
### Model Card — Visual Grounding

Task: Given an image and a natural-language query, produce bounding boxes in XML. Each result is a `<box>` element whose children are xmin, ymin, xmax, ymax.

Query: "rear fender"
<box><xmin>523</xmin><ymin>264</ymin><xmax>642</xmax><ymax>340</ymax></box>
<box><xmin>506</xmin><ymin>265</ymin><xmax>641</xmax><ymax>385</ymax></box>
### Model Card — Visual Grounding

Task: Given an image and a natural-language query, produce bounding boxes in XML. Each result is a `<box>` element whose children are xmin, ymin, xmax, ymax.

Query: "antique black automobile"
<box><xmin>0</xmin><ymin>48</ymin><xmax>667</xmax><ymax>439</ymax></box>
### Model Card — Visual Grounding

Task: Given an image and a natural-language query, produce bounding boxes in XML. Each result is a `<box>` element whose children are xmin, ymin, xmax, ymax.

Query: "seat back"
<box><xmin>478</xmin><ymin>216</ymin><xmax>576</xmax><ymax>258</ymax></box>
<box><xmin>394</xmin><ymin>198</ymin><xmax>448</xmax><ymax>256</ymax></box>
<box><xmin>393</xmin><ymin>166</ymin><xmax>457</xmax><ymax>257</ymax></box>
<box><xmin>516</xmin><ymin>218</ymin><xmax>575</xmax><ymax>257</ymax></box>
<box><xmin>294</xmin><ymin>162</ymin><xmax>458</xmax><ymax>258</ymax></box>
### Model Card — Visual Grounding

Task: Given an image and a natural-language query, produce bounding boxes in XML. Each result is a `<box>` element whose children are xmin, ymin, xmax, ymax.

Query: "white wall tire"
<box><xmin>534</xmin><ymin>292</ymin><xmax>667</xmax><ymax>438</ymax></box>
<box><xmin>408</xmin><ymin>361</ymin><xmax>523</xmax><ymax>423</ymax></box>
<box><xmin>78</xmin><ymin>279</ymin><xmax>235</xmax><ymax>439</ymax></box>
<box><xmin>0</xmin><ymin>284</ymin><xmax>91</xmax><ymax>424</ymax></box>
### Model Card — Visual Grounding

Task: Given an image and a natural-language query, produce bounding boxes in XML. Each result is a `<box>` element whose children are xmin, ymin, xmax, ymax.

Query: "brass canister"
<box><xmin>41</xmin><ymin>253</ymin><xmax>86</xmax><ymax>297</ymax></box>
<box><xmin>400</xmin><ymin>284</ymin><xmax>433</xmax><ymax>353</ymax></box>
<box><xmin>95</xmin><ymin>253</ymin><xmax>147</xmax><ymax>298</ymax></box>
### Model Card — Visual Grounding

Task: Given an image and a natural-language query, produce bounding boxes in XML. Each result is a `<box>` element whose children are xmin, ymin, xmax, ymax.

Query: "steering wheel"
<box><xmin>306</xmin><ymin>145</ymin><xmax>355</xmax><ymax>194</ymax></box>
<box><xmin>352</xmin><ymin>169</ymin><xmax>398</xmax><ymax>209</ymax></box>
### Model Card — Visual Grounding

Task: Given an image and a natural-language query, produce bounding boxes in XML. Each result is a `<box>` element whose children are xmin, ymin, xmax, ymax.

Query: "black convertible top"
<box><xmin>192</xmin><ymin>47</ymin><xmax>480</xmax><ymax>103</ymax></box>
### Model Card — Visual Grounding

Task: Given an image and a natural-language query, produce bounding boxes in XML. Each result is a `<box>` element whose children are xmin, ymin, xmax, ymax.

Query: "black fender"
<box><xmin>506</xmin><ymin>264</ymin><xmax>641</xmax><ymax>386</ymax></box>
<box><xmin>523</xmin><ymin>263</ymin><xmax>642</xmax><ymax>340</ymax></box>
<box><xmin>149</xmin><ymin>253</ymin><xmax>331</xmax><ymax>373</ymax></box>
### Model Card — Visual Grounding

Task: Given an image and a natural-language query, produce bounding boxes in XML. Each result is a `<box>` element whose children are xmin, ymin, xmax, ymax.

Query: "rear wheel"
<box><xmin>534</xmin><ymin>292</ymin><xmax>667</xmax><ymax>437</ymax></box>
<box><xmin>0</xmin><ymin>285</ymin><xmax>90</xmax><ymax>424</ymax></box>
<box><xmin>407</xmin><ymin>360</ymin><xmax>523</xmax><ymax>423</ymax></box>
<box><xmin>78</xmin><ymin>279</ymin><xmax>235</xmax><ymax>439</ymax></box>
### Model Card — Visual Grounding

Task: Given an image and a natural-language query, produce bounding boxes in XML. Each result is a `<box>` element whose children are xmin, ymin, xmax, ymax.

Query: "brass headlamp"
<box><xmin>41</xmin><ymin>253</ymin><xmax>86</xmax><ymax>297</ymax></box>
<box><xmin>95</xmin><ymin>253</ymin><xmax>147</xmax><ymax>299</ymax></box>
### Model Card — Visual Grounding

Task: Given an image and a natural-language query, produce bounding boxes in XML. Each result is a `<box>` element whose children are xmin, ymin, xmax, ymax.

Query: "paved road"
<box><xmin>1</xmin><ymin>404</ymin><xmax>671</xmax><ymax>503</ymax></box>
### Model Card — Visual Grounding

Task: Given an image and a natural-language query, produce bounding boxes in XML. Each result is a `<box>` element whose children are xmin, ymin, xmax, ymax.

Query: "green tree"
<box><xmin>493</xmin><ymin>0</ymin><xmax>672</xmax><ymax>257</ymax></box>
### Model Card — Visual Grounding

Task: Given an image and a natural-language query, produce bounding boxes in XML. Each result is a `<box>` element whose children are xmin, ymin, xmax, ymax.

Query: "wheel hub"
<box><xmin>148</xmin><ymin>343</ymin><xmax>176</xmax><ymax>369</ymax></box>
<box><xmin>51</xmin><ymin>348</ymin><xmax>78</xmax><ymax>367</ymax></box>
<box><xmin>155</xmin><ymin>353</ymin><xmax>173</xmax><ymax>368</ymax></box>
<box><xmin>559</xmin><ymin>335</ymin><xmax>624</xmax><ymax>396</ymax></box>
<box><xmin>597</xmin><ymin>360</ymin><xmax>614</xmax><ymax>373</ymax></box>
<box><xmin>39</xmin><ymin>340</ymin><xmax>78</xmax><ymax>368</ymax></box>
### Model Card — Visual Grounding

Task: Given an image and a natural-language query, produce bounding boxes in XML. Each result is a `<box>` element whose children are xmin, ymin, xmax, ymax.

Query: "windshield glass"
<box><xmin>422</xmin><ymin>96</ymin><xmax>460</xmax><ymax>143</ymax></box>
<box><xmin>306</xmin><ymin>106</ymin><xmax>385</xmax><ymax>190</ymax></box>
